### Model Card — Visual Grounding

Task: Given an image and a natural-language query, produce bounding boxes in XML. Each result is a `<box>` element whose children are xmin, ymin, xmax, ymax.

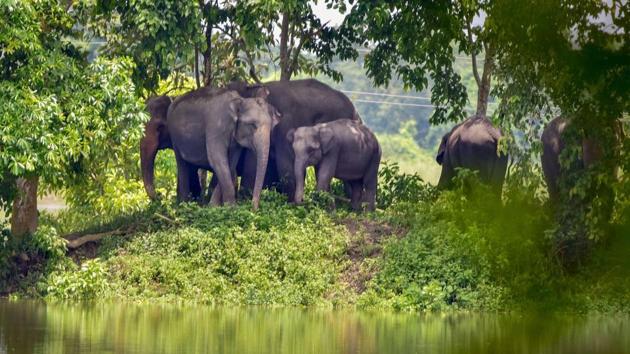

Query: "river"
<box><xmin>0</xmin><ymin>300</ymin><xmax>628</xmax><ymax>353</ymax></box>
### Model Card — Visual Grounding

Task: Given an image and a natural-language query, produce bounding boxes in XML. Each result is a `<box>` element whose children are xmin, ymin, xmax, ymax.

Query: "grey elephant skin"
<box><xmin>139</xmin><ymin>93</ymin><xmax>278</xmax><ymax>203</ymax></box>
<box><xmin>436</xmin><ymin>116</ymin><xmax>508</xmax><ymax>194</ymax></box>
<box><xmin>288</xmin><ymin>119</ymin><xmax>381</xmax><ymax>211</ymax></box>
<box><xmin>540</xmin><ymin>116</ymin><xmax>621</xmax><ymax>202</ymax></box>
<box><xmin>140</xmin><ymin>87</ymin><xmax>278</xmax><ymax>209</ymax></box>
<box><xmin>228</xmin><ymin>79</ymin><xmax>361</xmax><ymax>202</ymax></box>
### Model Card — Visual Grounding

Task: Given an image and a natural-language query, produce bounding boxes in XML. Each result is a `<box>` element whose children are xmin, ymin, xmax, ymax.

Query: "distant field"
<box><xmin>377</xmin><ymin>133</ymin><xmax>441</xmax><ymax>185</ymax></box>
<box><xmin>1</xmin><ymin>195</ymin><xmax>67</xmax><ymax>224</ymax></box>
<box><xmin>39</xmin><ymin>194</ymin><xmax>66</xmax><ymax>213</ymax></box>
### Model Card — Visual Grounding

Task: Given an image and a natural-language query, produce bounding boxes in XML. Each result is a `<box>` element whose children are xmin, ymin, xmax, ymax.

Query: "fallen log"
<box><xmin>65</xmin><ymin>229</ymin><xmax>121</xmax><ymax>249</ymax></box>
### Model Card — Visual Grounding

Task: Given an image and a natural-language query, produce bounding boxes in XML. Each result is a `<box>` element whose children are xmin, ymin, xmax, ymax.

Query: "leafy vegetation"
<box><xmin>2</xmin><ymin>163</ymin><xmax>628</xmax><ymax>315</ymax></box>
<box><xmin>0</xmin><ymin>0</ymin><xmax>627</xmax><ymax>320</ymax></box>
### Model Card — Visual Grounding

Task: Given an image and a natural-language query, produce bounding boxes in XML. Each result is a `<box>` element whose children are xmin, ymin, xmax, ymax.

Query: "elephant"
<box><xmin>140</xmin><ymin>93</ymin><xmax>278</xmax><ymax>203</ymax></box>
<box><xmin>227</xmin><ymin>79</ymin><xmax>361</xmax><ymax>202</ymax></box>
<box><xmin>140</xmin><ymin>95</ymin><xmax>183</xmax><ymax>199</ymax></box>
<box><xmin>140</xmin><ymin>87</ymin><xmax>279</xmax><ymax>209</ymax></box>
<box><xmin>541</xmin><ymin>116</ymin><xmax>622</xmax><ymax>201</ymax></box>
<box><xmin>287</xmin><ymin>119</ymin><xmax>381</xmax><ymax>211</ymax></box>
<box><xmin>436</xmin><ymin>116</ymin><xmax>508</xmax><ymax>194</ymax></box>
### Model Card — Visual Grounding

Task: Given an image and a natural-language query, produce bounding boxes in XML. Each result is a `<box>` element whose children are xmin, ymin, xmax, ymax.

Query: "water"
<box><xmin>0</xmin><ymin>300</ymin><xmax>628</xmax><ymax>354</ymax></box>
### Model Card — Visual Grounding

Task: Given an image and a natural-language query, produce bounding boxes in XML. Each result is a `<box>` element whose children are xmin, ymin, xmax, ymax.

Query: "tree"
<box><xmin>489</xmin><ymin>0</ymin><xmax>629</xmax><ymax>261</ymax></box>
<box><xmin>273</xmin><ymin>0</ymin><xmax>347</xmax><ymax>81</ymax></box>
<box><xmin>80</xmin><ymin>0</ymin><xmax>346</xmax><ymax>94</ymax></box>
<box><xmin>338</xmin><ymin>1</ymin><xmax>495</xmax><ymax>124</ymax></box>
<box><xmin>0</xmin><ymin>0</ymin><xmax>145</xmax><ymax>238</ymax></box>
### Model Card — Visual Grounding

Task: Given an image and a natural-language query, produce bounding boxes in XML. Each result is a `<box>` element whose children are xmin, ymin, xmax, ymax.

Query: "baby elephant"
<box><xmin>287</xmin><ymin>119</ymin><xmax>381</xmax><ymax>211</ymax></box>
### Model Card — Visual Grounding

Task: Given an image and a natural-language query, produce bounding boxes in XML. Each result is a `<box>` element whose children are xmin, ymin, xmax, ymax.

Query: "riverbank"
<box><xmin>2</xmin><ymin>183</ymin><xmax>628</xmax><ymax>314</ymax></box>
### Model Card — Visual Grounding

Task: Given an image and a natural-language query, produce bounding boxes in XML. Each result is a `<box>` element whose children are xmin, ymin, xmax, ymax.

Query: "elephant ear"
<box><xmin>229</xmin><ymin>97</ymin><xmax>243</xmax><ymax>123</ymax></box>
<box><xmin>268</xmin><ymin>104</ymin><xmax>281</xmax><ymax>129</ymax></box>
<box><xmin>436</xmin><ymin>133</ymin><xmax>449</xmax><ymax>165</ymax></box>
<box><xmin>319</xmin><ymin>126</ymin><xmax>335</xmax><ymax>155</ymax></box>
<box><xmin>286</xmin><ymin>129</ymin><xmax>296</xmax><ymax>143</ymax></box>
<box><xmin>254</xmin><ymin>86</ymin><xmax>270</xmax><ymax>99</ymax></box>
<box><xmin>145</xmin><ymin>95</ymin><xmax>172</xmax><ymax>121</ymax></box>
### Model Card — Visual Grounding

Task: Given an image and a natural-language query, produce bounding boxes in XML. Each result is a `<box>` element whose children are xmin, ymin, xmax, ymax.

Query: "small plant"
<box><xmin>377</xmin><ymin>161</ymin><xmax>437</xmax><ymax>208</ymax></box>
<box><xmin>46</xmin><ymin>259</ymin><xmax>109</xmax><ymax>301</ymax></box>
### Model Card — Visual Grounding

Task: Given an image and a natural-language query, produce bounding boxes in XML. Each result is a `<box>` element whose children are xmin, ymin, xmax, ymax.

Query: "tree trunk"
<box><xmin>476</xmin><ymin>44</ymin><xmax>495</xmax><ymax>117</ymax></box>
<box><xmin>11</xmin><ymin>176</ymin><xmax>39</xmax><ymax>238</ymax></box>
<box><xmin>279</xmin><ymin>11</ymin><xmax>291</xmax><ymax>81</ymax></box>
<box><xmin>201</xmin><ymin>2</ymin><xmax>213</xmax><ymax>87</ymax></box>
<box><xmin>194</xmin><ymin>45</ymin><xmax>201</xmax><ymax>89</ymax></box>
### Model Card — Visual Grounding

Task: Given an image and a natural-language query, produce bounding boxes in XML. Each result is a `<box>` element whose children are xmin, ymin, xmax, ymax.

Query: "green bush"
<box><xmin>21</xmin><ymin>192</ymin><xmax>347</xmax><ymax>305</ymax></box>
<box><xmin>359</xmin><ymin>176</ymin><xmax>556</xmax><ymax>311</ymax></box>
<box><xmin>46</xmin><ymin>259</ymin><xmax>109</xmax><ymax>301</ymax></box>
<box><xmin>377</xmin><ymin>162</ymin><xmax>437</xmax><ymax>209</ymax></box>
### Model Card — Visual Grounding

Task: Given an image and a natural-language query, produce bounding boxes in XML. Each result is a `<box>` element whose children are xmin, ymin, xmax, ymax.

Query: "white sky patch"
<box><xmin>311</xmin><ymin>1</ymin><xmax>349</xmax><ymax>26</ymax></box>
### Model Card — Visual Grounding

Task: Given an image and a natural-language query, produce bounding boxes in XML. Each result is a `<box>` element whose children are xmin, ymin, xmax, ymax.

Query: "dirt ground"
<box><xmin>338</xmin><ymin>217</ymin><xmax>406</xmax><ymax>294</ymax></box>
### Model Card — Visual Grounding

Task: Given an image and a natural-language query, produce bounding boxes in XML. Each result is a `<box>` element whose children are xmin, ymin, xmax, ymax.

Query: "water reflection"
<box><xmin>0</xmin><ymin>300</ymin><xmax>628</xmax><ymax>354</ymax></box>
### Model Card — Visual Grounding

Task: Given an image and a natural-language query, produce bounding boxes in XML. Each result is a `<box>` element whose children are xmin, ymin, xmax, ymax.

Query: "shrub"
<box><xmin>46</xmin><ymin>259</ymin><xmax>109</xmax><ymax>300</ymax></box>
<box><xmin>360</xmin><ymin>177</ymin><xmax>554</xmax><ymax>311</ymax></box>
<box><xmin>377</xmin><ymin>162</ymin><xmax>437</xmax><ymax>209</ymax></box>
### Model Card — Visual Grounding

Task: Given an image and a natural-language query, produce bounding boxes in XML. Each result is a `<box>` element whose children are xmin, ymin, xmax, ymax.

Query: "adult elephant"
<box><xmin>140</xmin><ymin>94</ymin><xmax>277</xmax><ymax>203</ymax></box>
<box><xmin>140</xmin><ymin>95</ymin><xmax>182</xmax><ymax>200</ymax></box>
<box><xmin>436</xmin><ymin>116</ymin><xmax>508</xmax><ymax>194</ymax></box>
<box><xmin>541</xmin><ymin>116</ymin><xmax>622</xmax><ymax>201</ymax></box>
<box><xmin>228</xmin><ymin>79</ymin><xmax>361</xmax><ymax>202</ymax></box>
<box><xmin>140</xmin><ymin>87</ymin><xmax>278</xmax><ymax>209</ymax></box>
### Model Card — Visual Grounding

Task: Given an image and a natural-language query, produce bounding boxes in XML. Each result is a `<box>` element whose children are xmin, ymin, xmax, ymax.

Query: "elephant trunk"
<box><xmin>140</xmin><ymin>135</ymin><xmax>159</xmax><ymax>200</ymax></box>
<box><xmin>251</xmin><ymin>127</ymin><xmax>271</xmax><ymax>210</ymax></box>
<box><xmin>293</xmin><ymin>157</ymin><xmax>307</xmax><ymax>204</ymax></box>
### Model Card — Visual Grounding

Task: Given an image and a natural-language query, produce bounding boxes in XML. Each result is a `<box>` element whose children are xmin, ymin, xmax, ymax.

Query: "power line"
<box><xmin>353</xmin><ymin>99</ymin><xmax>438</xmax><ymax>108</ymax></box>
<box><xmin>355</xmin><ymin>48</ymin><xmax>484</xmax><ymax>61</ymax></box>
<box><xmin>341</xmin><ymin>90</ymin><xmax>432</xmax><ymax>101</ymax></box>
<box><xmin>352</xmin><ymin>98</ymin><xmax>498</xmax><ymax>111</ymax></box>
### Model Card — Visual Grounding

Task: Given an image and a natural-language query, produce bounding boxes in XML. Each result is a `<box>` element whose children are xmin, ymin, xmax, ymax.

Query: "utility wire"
<box><xmin>355</xmin><ymin>48</ymin><xmax>483</xmax><ymax>61</ymax></box>
<box><xmin>353</xmin><ymin>98</ymin><xmax>498</xmax><ymax>112</ymax></box>
<box><xmin>341</xmin><ymin>90</ymin><xmax>432</xmax><ymax>101</ymax></box>
<box><xmin>353</xmin><ymin>99</ymin><xmax>438</xmax><ymax>108</ymax></box>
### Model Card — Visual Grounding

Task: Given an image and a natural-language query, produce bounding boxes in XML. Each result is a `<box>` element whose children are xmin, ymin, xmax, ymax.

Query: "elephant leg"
<box><xmin>349</xmin><ymin>180</ymin><xmax>363</xmax><ymax>211</ymax></box>
<box><xmin>315</xmin><ymin>155</ymin><xmax>338</xmax><ymax>192</ymax></box>
<box><xmin>239</xmin><ymin>150</ymin><xmax>256</xmax><ymax>197</ymax></box>
<box><xmin>207</xmin><ymin>144</ymin><xmax>236</xmax><ymax>206</ymax></box>
<box><xmin>228</xmin><ymin>145</ymin><xmax>243</xmax><ymax>199</ymax></box>
<box><xmin>188</xmin><ymin>166</ymin><xmax>202</xmax><ymax>202</ymax></box>
<box><xmin>275</xmin><ymin>143</ymin><xmax>297</xmax><ymax>202</ymax></box>
<box><xmin>264</xmin><ymin>156</ymin><xmax>280</xmax><ymax>190</ymax></box>
<box><xmin>174</xmin><ymin>150</ymin><xmax>193</xmax><ymax>203</ymax></box>
<box><xmin>363</xmin><ymin>155</ymin><xmax>380</xmax><ymax>212</ymax></box>
<box><xmin>344</xmin><ymin>181</ymin><xmax>353</xmax><ymax>199</ymax></box>
<box><xmin>208</xmin><ymin>174</ymin><xmax>220</xmax><ymax>205</ymax></box>
<box><xmin>198</xmin><ymin>169</ymin><xmax>208</xmax><ymax>201</ymax></box>
<box><xmin>437</xmin><ymin>159</ymin><xmax>455</xmax><ymax>190</ymax></box>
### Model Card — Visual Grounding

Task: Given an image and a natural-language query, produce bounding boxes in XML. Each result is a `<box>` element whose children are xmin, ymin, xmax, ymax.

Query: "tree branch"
<box><xmin>288</xmin><ymin>20</ymin><xmax>329</xmax><ymax>79</ymax></box>
<box><xmin>467</xmin><ymin>18</ymin><xmax>481</xmax><ymax>89</ymax></box>
<box><xmin>65</xmin><ymin>229</ymin><xmax>120</xmax><ymax>249</ymax></box>
<box><xmin>279</xmin><ymin>10</ymin><xmax>291</xmax><ymax>81</ymax></box>
<box><xmin>194</xmin><ymin>45</ymin><xmax>201</xmax><ymax>89</ymax></box>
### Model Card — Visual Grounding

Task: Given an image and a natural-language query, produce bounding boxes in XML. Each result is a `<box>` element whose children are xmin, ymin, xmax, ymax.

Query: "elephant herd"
<box><xmin>140</xmin><ymin>78</ymin><xmax>604</xmax><ymax>211</ymax></box>
<box><xmin>140</xmin><ymin>79</ymin><xmax>380</xmax><ymax>211</ymax></box>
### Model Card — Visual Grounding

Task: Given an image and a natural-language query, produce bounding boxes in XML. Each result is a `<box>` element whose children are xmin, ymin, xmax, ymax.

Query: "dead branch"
<box><xmin>154</xmin><ymin>213</ymin><xmax>177</xmax><ymax>224</ymax></box>
<box><xmin>65</xmin><ymin>229</ymin><xmax>120</xmax><ymax>249</ymax></box>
